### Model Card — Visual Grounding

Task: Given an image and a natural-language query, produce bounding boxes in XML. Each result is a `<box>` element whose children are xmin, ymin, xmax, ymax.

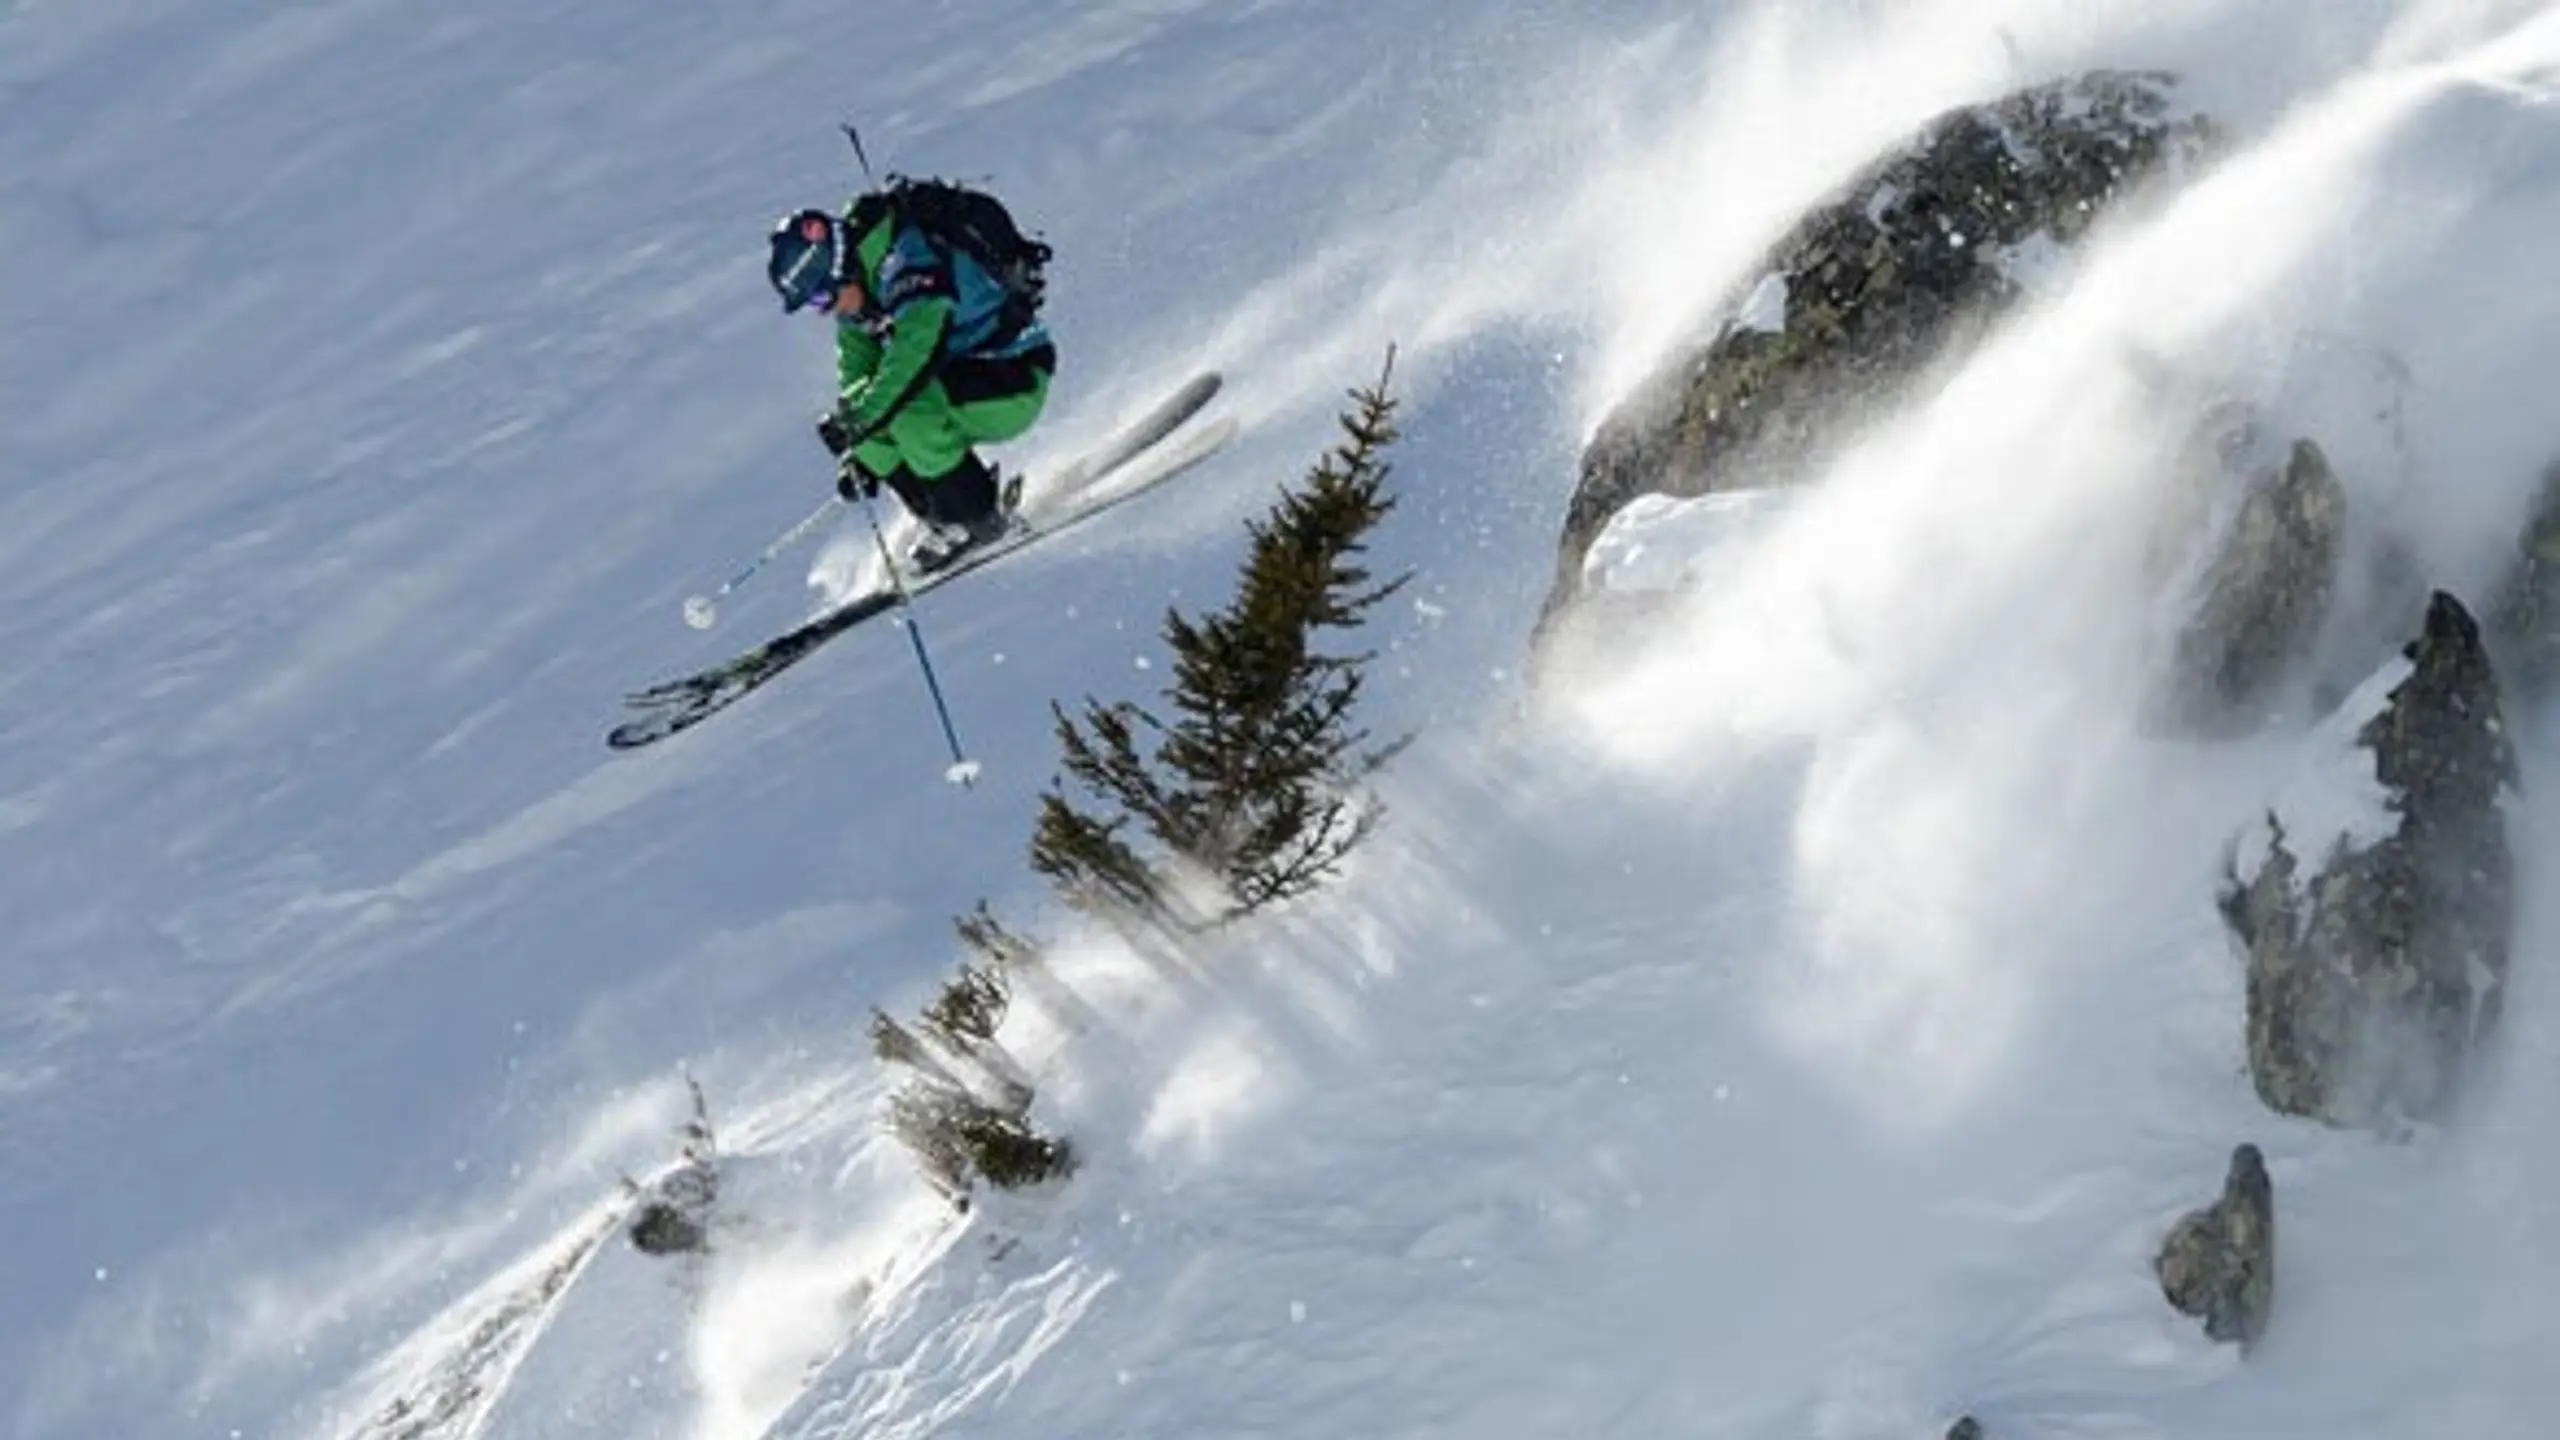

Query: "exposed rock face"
<box><xmin>626</xmin><ymin>1177</ymin><xmax>714</xmax><ymax>1257</ymax></box>
<box><xmin>1539</xmin><ymin>70</ymin><xmax>2217</xmax><ymax>635</ymax></box>
<box><xmin>2219</xmin><ymin>591</ymin><xmax>2518</xmax><ymax>1129</ymax></box>
<box><xmin>2146</xmin><ymin>401</ymin><xmax>2346</xmax><ymax>734</ymax></box>
<box><xmin>2485</xmin><ymin>463</ymin><xmax>2560</xmax><ymax>710</ymax></box>
<box><xmin>1945</xmin><ymin>1417</ymin><xmax>1985</xmax><ymax>1440</ymax></box>
<box><xmin>2155</xmin><ymin>1143</ymin><xmax>2276</xmax><ymax>1351</ymax></box>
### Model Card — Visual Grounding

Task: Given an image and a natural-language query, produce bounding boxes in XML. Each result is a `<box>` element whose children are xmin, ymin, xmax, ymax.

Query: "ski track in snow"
<box><xmin>6</xmin><ymin>0</ymin><xmax>2560</xmax><ymax>1437</ymax></box>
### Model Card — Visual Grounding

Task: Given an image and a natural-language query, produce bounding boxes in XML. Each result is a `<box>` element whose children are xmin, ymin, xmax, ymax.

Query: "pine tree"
<box><xmin>871</xmin><ymin>353</ymin><xmax>1410</xmax><ymax>1210</ymax></box>
<box><xmin>955</xmin><ymin>900</ymin><xmax>1039</xmax><ymax>970</ymax></box>
<box><xmin>883</xmin><ymin>1079</ymin><xmax>1075</xmax><ymax>1210</ymax></box>
<box><xmin>872</xmin><ymin>1002</ymin><xmax>1064</xmax><ymax>1207</ymax></box>
<box><xmin>922</xmin><ymin>960</ymin><xmax>1009</xmax><ymax>1047</ymax></box>
<box><xmin>1032</xmin><ymin>349</ymin><xmax>1411</xmax><ymax>927</ymax></box>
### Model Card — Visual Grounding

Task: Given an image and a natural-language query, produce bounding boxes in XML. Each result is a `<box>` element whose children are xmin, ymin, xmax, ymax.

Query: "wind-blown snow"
<box><xmin>4</xmin><ymin>1</ymin><xmax>2559</xmax><ymax>1439</ymax></box>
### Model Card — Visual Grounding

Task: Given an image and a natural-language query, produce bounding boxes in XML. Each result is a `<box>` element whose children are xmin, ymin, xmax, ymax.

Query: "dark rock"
<box><xmin>2155</xmin><ymin>1143</ymin><xmax>2276</xmax><ymax>1351</ymax></box>
<box><xmin>2219</xmin><ymin>590</ymin><xmax>2518</xmax><ymax>1129</ymax></box>
<box><xmin>2484</xmin><ymin>463</ymin><xmax>2560</xmax><ymax>711</ymax></box>
<box><xmin>1946</xmin><ymin>1417</ymin><xmax>1986</xmax><ymax>1440</ymax></box>
<box><xmin>2146</xmin><ymin>403</ymin><xmax>2346</xmax><ymax>734</ymax></box>
<box><xmin>1538</xmin><ymin>70</ymin><xmax>2217</xmax><ymax>640</ymax></box>
<box><xmin>2134</xmin><ymin>331</ymin><xmax>2427</xmax><ymax>734</ymax></box>
<box><xmin>624</xmin><ymin>1077</ymin><xmax>720</xmax><ymax>1257</ymax></box>
<box><xmin>626</xmin><ymin>1194</ymin><xmax>711</xmax><ymax>1257</ymax></box>
<box><xmin>625</xmin><ymin>1158</ymin><xmax>718</xmax><ymax>1256</ymax></box>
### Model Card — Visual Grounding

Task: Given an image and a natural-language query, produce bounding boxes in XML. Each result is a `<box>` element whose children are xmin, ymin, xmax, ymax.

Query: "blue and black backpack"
<box><xmin>854</xmin><ymin>175</ymin><xmax>1052</xmax><ymax>342</ymax></box>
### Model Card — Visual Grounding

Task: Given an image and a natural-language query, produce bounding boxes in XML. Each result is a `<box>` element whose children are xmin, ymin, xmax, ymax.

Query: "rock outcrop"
<box><xmin>2144</xmin><ymin>401</ymin><xmax>2346</xmax><ymax>735</ymax></box>
<box><xmin>1539</xmin><ymin>70</ymin><xmax>2217</xmax><ymax>640</ymax></box>
<box><xmin>2218</xmin><ymin>590</ymin><xmax>2518</xmax><ymax>1129</ymax></box>
<box><xmin>2154</xmin><ymin>1143</ymin><xmax>2276</xmax><ymax>1351</ymax></box>
<box><xmin>626</xmin><ymin>1170</ymin><xmax>716</xmax><ymax>1257</ymax></box>
<box><xmin>2136</xmin><ymin>334</ymin><xmax>2433</xmax><ymax>736</ymax></box>
<box><xmin>624</xmin><ymin>1077</ymin><xmax>721</xmax><ymax>1257</ymax></box>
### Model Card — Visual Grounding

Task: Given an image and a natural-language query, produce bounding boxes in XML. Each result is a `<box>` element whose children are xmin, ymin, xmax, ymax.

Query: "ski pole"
<box><xmin>857</xmin><ymin>490</ymin><xmax>981</xmax><ymax>787</ymax></box>
<box><xmin>682</xmin><ymin>496</ymin><xmax>842</xmax><ymax>630</ymax></box>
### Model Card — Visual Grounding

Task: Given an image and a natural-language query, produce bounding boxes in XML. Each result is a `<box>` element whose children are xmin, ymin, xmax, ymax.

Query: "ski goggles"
<box><xmin>767</xmin><ymin>210</ymin><xmax>844</xmax><ymax>313</ymax></box>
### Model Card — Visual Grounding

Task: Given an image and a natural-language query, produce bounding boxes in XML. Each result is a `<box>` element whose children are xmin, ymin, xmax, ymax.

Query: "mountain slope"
<box><xmin>5</xmin><ymin>2</ymin><xmax>2559</xmax><ymax>1439</ymax></box>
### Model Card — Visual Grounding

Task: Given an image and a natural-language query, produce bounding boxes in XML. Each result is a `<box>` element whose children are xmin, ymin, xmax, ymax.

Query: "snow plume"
<box><xmin>681</xmin><ymin>1188</ymin><xmax>955</xmax><ymax>1440</ymax></box>
<box><xmin>1536</xmin><ymin>4</ymin><xmax>2560</xmax><ymax>1137</ymax></box>
<box><xmin>17</xmin><ymin>1078</ymin><xmax>679</xmax><ymax>1438</ymax></box>
<box><xmin>1037</xmin><ymin>0</ymin><xmax>2560</xmax><ymax>582</ymax></box>
<box><xmin>1534</xmin><ymin>0</ymin><xmax>2560</xmax><ymax>443</ymax></box>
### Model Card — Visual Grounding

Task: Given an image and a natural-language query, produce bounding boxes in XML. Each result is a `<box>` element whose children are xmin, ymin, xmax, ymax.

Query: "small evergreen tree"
<box><xmin>1032</xmin><ymin>349</ymin><xmax>1411</xmax><ymax>927</ymax></box>
<box><xmin>872</xmin><ymin>1003</ymin><xmax>1068</xmax><ymax>1209</ymax></box>
<box><xmin>869</xmin><ymin>352</ymin><xmax>1413</xmax><ymax>1210</ymax></box>
<box><xmin>955</xmin><ymin>898</ymin><xmax>1114</xmax><ymax>1040</ymax></box>
<box><xmin>955</xmin><ymin>900</ymin><xmax>1040</xmax><ymax>970</ymax></box>
<box><xmin>923</xmin><ymin>959</ymin><xmax>1010</xmax><ymax>1046</ymax></box>
<box><xmin>865</xmin><ymin>1009</ymin><xmax>952</xmax><ymax>1083</ymax></box>
<box><xmin>884</xmin><ymin>1079</ymin><xmax>1075</xmax><ymax>1210</ymax></box>
<box><xmin>920</xmin><ymin>951</ymin><xmax>1039</xmax><ymax>1115</ymax></box>
<box><xmin>883</xmin><ymin>1081</ymin><xmax>978</xmax><ymax>1207</ymax></box>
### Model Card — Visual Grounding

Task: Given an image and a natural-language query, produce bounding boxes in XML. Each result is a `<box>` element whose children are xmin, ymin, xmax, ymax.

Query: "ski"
<box><xmin>608</xmin><ymin>373</ymin><xmax>1232</xmax><ymax>751</ymax></box>
<box><xmin>1028</xmin><ymin>370</ymin><xmax>1223</xmax><ymax>506</ymax></box>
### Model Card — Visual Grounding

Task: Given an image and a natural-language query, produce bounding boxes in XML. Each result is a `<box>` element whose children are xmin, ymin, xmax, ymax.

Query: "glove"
<box><xmin>835</xmin><ymin>459</ymin><xmax>878</xmax><ymax>503</ymax></box>
<box><xmin>815</xmin><ymin>410</ymin><xmax>853</xmax><ymax>457</ymax></box>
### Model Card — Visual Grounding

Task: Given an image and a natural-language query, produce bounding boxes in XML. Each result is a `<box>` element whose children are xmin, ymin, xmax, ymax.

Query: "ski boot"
<box><xmin>907</xmin><ymin>518</ymin><xmax>991</xmax><ymax>575</ymax></box>
<box><xmin>900</xmin><ymin>453</ymin><xmax>1015</xmax><ymax>575</ymax></box>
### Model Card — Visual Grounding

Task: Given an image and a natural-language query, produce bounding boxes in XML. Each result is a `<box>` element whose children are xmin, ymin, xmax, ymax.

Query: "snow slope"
<box><xmin>4</xmin><ymin>1</ymin><xmax>2559</xmax><ymax>1438</ymax></box>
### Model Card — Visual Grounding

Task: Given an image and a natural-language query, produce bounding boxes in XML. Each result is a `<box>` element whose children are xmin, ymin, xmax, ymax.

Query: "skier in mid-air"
<box><xmin>766</xmin><ymin>180</ymin><xmax>1056</xmax><ymax>573</ymax></box>
<box><xmin>612</xmin><ymin>183</ymin><xmax>1221</xmax><ymax>753</ymax></box>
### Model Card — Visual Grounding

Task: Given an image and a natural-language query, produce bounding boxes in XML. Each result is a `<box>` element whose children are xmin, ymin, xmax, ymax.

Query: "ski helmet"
<box><xmin>766</xmin><ymin>208</ymin><xmax>844</xmax><ymax>313</ymax></box>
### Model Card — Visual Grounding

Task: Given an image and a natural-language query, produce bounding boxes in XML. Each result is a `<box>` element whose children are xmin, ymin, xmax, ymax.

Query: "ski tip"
<box><xmin>1190</xmin><ymin>413</ymin><xmax>1242</xmax><ymax>449</ymax></box>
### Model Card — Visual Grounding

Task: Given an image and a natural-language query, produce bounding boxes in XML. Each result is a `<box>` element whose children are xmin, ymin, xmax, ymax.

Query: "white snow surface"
<box><xmin>7</xmin><ymin>2</ymin><xmax>2560</xmax><ymax>1439</ymax></box>
<box><xmin>2231</xmin><ymin>652</ymin><xmax>2413</xmax><ymax>886</ymax></box>
<box><xmin>1586</xmin><ymin>487</ymin><xmax>1805</xmax><ymax>598</ymax></box>
<box><xmin>1734</xmin><ymin>270</ymin><xmax>1792</xmax><ymax>336</ymax></box>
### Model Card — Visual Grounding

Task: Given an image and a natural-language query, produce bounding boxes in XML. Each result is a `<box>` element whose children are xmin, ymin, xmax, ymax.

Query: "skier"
<box><xmin>766</xmin><ymin>184</ymin><xmax>1056</xmax><ymax>572</ymax></box>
